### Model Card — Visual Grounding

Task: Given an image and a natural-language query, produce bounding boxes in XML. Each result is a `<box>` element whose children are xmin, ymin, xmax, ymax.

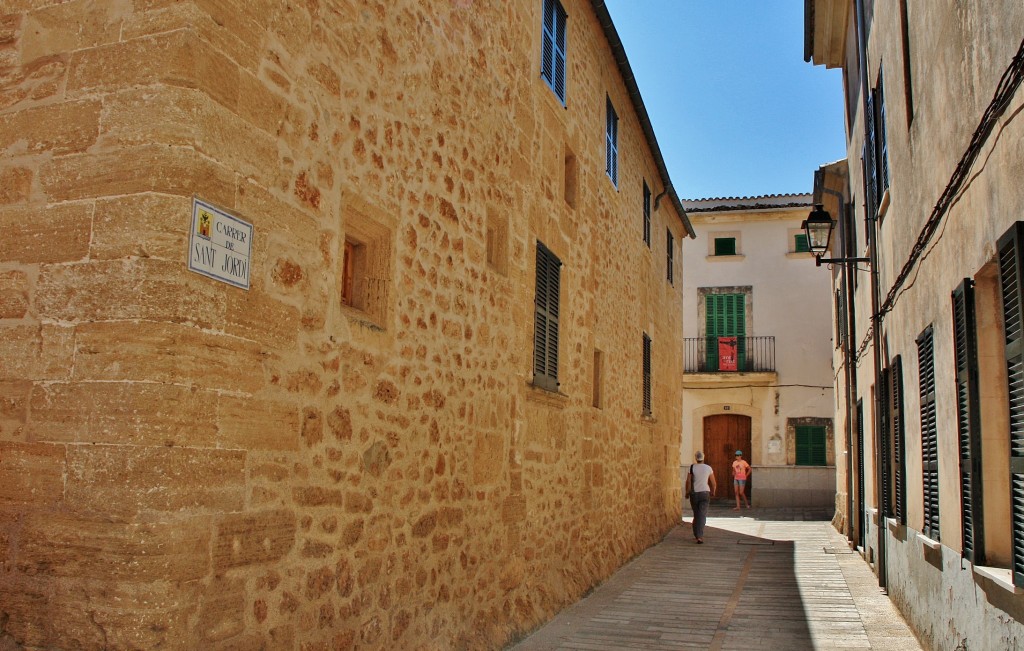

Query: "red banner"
<box><xmin>718</xmin><ymin>337</ymin><xmax>738</xmax><ymax>371</ymax></box>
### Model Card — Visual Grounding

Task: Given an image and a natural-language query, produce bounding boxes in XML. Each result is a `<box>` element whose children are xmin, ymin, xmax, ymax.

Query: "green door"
<box><xmin>705</xmin><ymin>294</ymin><xmax>746</xmax><ymax>371</ymax></box>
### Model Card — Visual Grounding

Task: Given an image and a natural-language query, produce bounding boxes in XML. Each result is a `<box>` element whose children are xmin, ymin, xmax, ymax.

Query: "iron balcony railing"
<box><xmin>683</xmin><ymin>336</ymin><xmax>776</xmax><ymax>373</ymax></box>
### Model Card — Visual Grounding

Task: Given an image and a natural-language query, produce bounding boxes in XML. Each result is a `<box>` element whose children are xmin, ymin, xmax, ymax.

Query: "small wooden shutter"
<box><xmin>533</xmin><ymin>242</ymin><xmax>561</xmax><ymax>391</ymax></box>
<box><xmin>643</xmin><ymin>181</ymin><xmax>651</xmax><ymax>246</ymax></box>
<box><xmin>714</xmin><ymin>238</ymin><xmax>736</xmax><ymax>256</ymax></box>
<box><xmin>541</xmin><ymin>0</ymin><xmax>567</xmax><ymax>103</ymax></box>
<box><xmin>552</xmin><ymin>1</ymin><xmax>566</xmax><ymax>101</ymax></box>
<box><xmin>997</xmin><ymin>222</ymin><xmax>1024</xmax><ymax>586</ymax></box>
<box><xmin>642</xmin><ymin>333</ymin><xmax>652</xmax><ymax>416</ymax></box>
<box><xmin>879</xmin><ymin>367</ymin><xmax>891</xmax><ymax>517</ymax></box>
<box><xmin>795</xmin><ymin>234</ymin><xmax>810</xmax><ymax>253</ymax></box>
<box><xmin>891</xmin><ymin>355</ymin><xmax>908</xmax><ymax>524</ymax></box>
<box><xmin>705</xmin><ymin>294</ymin><xmax>746</xmax><ymax>371</ymax></box>
<box><xmin>918</xmin><ymin>326</ymin><xmax>940</xmax><ymax>541</ymax></box>
<box><xmin>953</xmin><ymin>279</ymin><xmax>984</xmax><ymax>563</ymax></box>
<box><xmin>666</xmin><ymin>229</ymin><xmax>674</xmax><ymax>284</ymax></box>
<box><xmin>796</xmin><ymin>426</ymin><xmax>826</xmax><ymax>466</ymax></box>
<box><xmin>605</xmin><ymin>98</ymin><xmax>618</xmax><ymax>185</ymax></box>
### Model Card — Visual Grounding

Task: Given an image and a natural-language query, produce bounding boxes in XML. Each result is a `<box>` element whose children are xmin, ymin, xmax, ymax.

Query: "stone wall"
<box><xmin>0</xmin><ymin>1</ymin><xmax>686</xmax><ymax>648</ymax></box>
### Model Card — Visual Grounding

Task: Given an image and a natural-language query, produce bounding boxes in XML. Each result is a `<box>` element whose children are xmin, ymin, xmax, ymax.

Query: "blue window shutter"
<box><xmin>606</xmin><ymin>98</ymin><xmax>618</xmax><ymax>186</ymax></box>
<box><xmin>540</xmin><ymin>0</ymin><xmax>567</xmax><ymax>104</ymax></box>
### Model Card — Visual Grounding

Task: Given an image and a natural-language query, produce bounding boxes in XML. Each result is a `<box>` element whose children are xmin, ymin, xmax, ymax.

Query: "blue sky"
<box><xmin>603</xmin><ymin>1</ymin><xmax>846</xmax><ymax>200</ymax></box>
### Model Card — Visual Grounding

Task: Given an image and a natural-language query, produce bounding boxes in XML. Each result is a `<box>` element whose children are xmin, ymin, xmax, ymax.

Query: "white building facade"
<box><xmin>681</xmin><ymin>194</ymin><xmax>836</xmax><ymax>508</ymax></box>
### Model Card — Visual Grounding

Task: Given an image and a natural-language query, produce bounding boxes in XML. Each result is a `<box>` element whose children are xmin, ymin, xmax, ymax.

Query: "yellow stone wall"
<box><xmin>0</xmin><ymin>1</ymin><xmax>685</xmax><ymax>648</ymax></box>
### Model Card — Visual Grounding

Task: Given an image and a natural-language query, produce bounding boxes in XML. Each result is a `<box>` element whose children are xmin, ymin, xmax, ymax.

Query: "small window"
<box><xmin>486</xmin><ymin>207</ymin><xmax>509</xmax><ymax>275</ymax></box>
<box><xmin>605</xmin><ymin>97</ymin><xmax>618</xmax><ymax>187</ymax></box>
<box><xmin>540</xmin><ymin>0</ymin><xmax>567</xmax><ymax>104</ymax></box>
<box><xmin>592</xmin><ymin>349</ymin><xmax>603</xmax><ymax>408</ymax></box>
<box><xmin>340</xmin><ymin>201</ymin><xmax>393</xmax><ymax>327</ymax></box>
<box><xmin>666</xmin><ymin>228</ymin><xmax>674</xmax><ymax>284</ymax></box>
<box><xmin>795</xmin><ymin>426</ymin><xmax>827</xmax><ymax>466</ymax></box>
<box><xmin>714</xmin><ymin>237</ymin><xmax>736</xmax><ymax>256</ymax></box>
<box><xmin>794</xmin><ymin>233</ymin><xmax>810</xmax><ymax>253</ymax></box>
<box><xmin>533</xmin><ymin>242</ymin><xmax>562</xmax><ymax>392</ymax></box>
<box><xmin>564</xmin><ymin>145</ymin><xmax>578</xmax><ymax>208</ymax></box>
<box><xmin>642</xmin><ymin>333</ymin><xmax>652</xmax><ymax>417</ymax></box>
<box><xmin>642</xmin><ymin>180</ymin><xmax>651</xmax><ymax>247</ymax></box>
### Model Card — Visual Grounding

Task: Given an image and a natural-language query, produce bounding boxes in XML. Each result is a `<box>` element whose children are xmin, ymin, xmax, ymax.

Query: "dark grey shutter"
<box><xmin>552</xmin><ymin>1</ymin><xmax>566</xmax><ymax>101</ymax></box>
<box><xmin>857</xmin><ymin>400</ymin><xmax>866</xmax><ymax>543</ymax></box>
<box><xmin>891</xmin><ymin>356</ymin><xmax>908</xmax><ymax>524</ymax></box>
<box><xmin>865</xmin><ymin>92</ymin><xmax>878</xmax><ymax>219</ymax></box>
<box><xmin>642</xmin><ymin>333</ymin><xmax>652</xmax><ymax>416</ymax></box>
<box><xmin>533</xmin><ymin>243</ymin><xmax>561</xmax><ymax>391</ymax></box>
<box><xmin>541</xmin><ymin>0</ymin><xmax>554</xmax><ymax>88</ymax></box>
<box><xmin>917</xmin><ymin>326</ymin><xmax>940</xmax><ymax>541</ymax></box>
<box><xmin>666</xmin><ymin>229</ymin><xmax>674</xmax><ymax>284</ymax></box>
<box><xmin>643</xmin><ymin>181</ymin><xmax>651</xmax><ymax>246</ymax></box>
<box><xmin>605</xmin><ymin>98</ymin><xmax>618</xmax><ymax>185</ymax></box>
<box><xmin>879</xmin><ymin>366</ymin><xmax>891</xmax><ymax>517</ymax></box>
<box><xmin>876</xmin><ymin>71</ymin><xmax>890</xmax><ymax>194</ymax></box>
<box><xmin>953</xmin><ymin>279</ymin><xmax>984</xmax><ymax>563</ymax></box>
<box><xmin>997</xmin><ymin>222</ymin><xmax>1024</xmax><ymax>586</ymax></box>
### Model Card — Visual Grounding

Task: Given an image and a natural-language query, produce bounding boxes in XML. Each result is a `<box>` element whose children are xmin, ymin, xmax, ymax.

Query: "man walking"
<box><xmin>684</xmin><ymin>451</ymin><xmax>716</xmax><ymax>544</ymax></box>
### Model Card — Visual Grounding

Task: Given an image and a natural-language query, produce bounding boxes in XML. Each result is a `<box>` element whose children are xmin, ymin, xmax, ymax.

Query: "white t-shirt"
<box><xmin>690</xmin><ymin>463</ymin><xmax>714</xmax><ymax>493</ymax></box>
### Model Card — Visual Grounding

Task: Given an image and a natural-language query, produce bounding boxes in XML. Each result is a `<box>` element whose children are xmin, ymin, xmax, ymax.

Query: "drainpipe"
<box><xmin>853</xmin><ymin>0</ymin><xmax>888</xmax><ymax>591</ymax></box>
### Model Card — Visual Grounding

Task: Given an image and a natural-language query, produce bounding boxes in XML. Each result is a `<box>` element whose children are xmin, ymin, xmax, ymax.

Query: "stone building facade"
<box><xmin>0</xmin><ymin>1</ymin><xmax>692</xmax><ymax>649</ymax></box>
<box><xmin>806</xmin><ymin>0</ymin><xmax>1024</xmax><ymax>648</ymax></box>
<box><xmin>681</xmin><ymin>194</ymin><xmax>836</xmax><ymax>509</ymax></box>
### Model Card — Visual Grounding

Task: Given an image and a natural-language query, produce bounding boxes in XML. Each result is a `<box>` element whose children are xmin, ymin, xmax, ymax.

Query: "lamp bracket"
<box><xmin>815</xmin><ymin>255</ymin><xmax>871</xmax><ymax>268</ymax></box>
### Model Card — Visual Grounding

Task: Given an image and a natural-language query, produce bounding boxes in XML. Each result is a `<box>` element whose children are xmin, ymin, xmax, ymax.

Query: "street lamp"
<box><xmin>802</xmin><ymin>204</ymin><xmax>870</xmax><ymax>267</ymax></box>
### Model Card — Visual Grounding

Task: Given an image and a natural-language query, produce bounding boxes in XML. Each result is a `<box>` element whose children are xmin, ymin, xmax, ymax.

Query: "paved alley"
<box><xmin>512</xmin><ymin>505</ymin><xmax>924</xmax><ymax>651</ymax></box>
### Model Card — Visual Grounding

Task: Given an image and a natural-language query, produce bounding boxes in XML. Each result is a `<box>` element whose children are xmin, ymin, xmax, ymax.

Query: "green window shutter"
<box><xmin>917</xmin><ymin>325</ymin><xmax>940</xmax><ymax>541</ymax></box>
<box><xmin>796</xmin><ymin>426</ymin><xmax>826</xmax><ymax>466</ymax></box>
<box><xmin>533</xmin><ymin>242</ymin><xmax>561</xmax><ymax>391</ymax></box>
<box><xmin>714</xmin><ymin>238</ymin><xmax>736</xmax><ymax>256</ymax></box>
<box><xmin>795</xmin><ymin>233</ymin><xmax>810</xmax><ymax>253</ymax></box>
<box><xmin>953</xmin><ymin>278</ymin><xmax>984</xmax><ymax>563</ymax></box>
<box><xmin>997</xmin><ymin>222</ymin><xmax>1024</xmax><ymax>586</ymax></box>
<box><xmin>705</xmin><ymin>294</ymin><xmax>746</xmax><ymax>371</ymax></box>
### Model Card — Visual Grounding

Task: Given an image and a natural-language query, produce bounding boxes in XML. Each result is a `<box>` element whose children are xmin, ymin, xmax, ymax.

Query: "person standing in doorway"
<box><xmin>685</xmin><ymin>451</ymin><xmax>716</xmax><ymax>544</ymax></box>
<box><xmin>732</xmin><ymin>450</ymin><xmax>752</xmax><ymax>510</ymax></box>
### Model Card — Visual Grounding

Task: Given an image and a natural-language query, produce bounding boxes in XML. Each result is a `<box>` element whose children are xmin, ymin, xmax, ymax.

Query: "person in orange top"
<box><xmin>731</xmin><ymin>450</ymin><xmax>752</xmax><ymax>510</ymax></box>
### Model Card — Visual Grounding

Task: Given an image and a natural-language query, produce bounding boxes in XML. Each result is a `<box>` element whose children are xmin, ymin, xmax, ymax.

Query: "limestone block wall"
<box><xmin>0</xmin><ymin>1</ymin><xmax>685</xmax><ymax>649</ymax></box>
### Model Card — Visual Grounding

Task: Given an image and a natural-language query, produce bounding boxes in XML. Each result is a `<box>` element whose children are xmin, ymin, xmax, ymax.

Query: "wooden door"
<box><xmin>703</xmin><ymin>414</ymin><xmax>752</xmax><ymax>500</ymax></box>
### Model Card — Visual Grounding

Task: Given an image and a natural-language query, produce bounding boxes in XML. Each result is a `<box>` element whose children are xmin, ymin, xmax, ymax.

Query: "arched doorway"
<box><xmin>703</xmin><ymin>414</ymin><xmax>752</xmax><ymax>501</ymax></box>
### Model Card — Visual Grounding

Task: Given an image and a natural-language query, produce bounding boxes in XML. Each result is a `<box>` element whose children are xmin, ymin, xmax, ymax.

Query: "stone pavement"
<box><xmin>511</xmin><ymin>504</ymin><xmax>925</xmax><ymax>651</ymax></box>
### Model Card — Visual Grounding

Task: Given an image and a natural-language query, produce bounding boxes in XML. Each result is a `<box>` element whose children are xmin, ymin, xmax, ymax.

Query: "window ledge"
<box><xmin>973</xmin><ymin>565</ymin><xmax>1023</xmax><ymax>595</ymax></box>
<box><xmin>785</xmin><ymin>252</ymin><xmax>814</xmax><ymax>259</ymax></box>
<box><xmin>877</xmin><ymin>188</ymin><xmax>891</xmax><ymax>221</ymax></box>
<box><xmin>641</xmin><ymin>413</ymin><xmax>657</xmax><ymax>425</ymax></box>
<box><xmin>917</xmin><ymin>533</ymin><xmax>941</xmax><ymax>550</ymax></box>
<box><xmin>526</xmin><ymin>381</ymin><xmax>569</xmax><ymax>408</ymax></box>
<box><xmin>706</xmin><ymin>254</ymin><xmax>745</xmax><ymax>262</ymax></box>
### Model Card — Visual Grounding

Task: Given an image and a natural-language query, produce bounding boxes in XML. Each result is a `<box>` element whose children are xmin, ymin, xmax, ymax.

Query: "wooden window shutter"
<box><xmin>643</xmin><ymin>181</ymin><xmax>651</xmax><ymax>246</ymax></box>
<box><xmin>540</xmin><ymin>0</ymin><xmax>567</xmax><ymax>103</ymax></box>
<box><xmin>891</xmin><ymin>355</ymin><xmax>908</xmax><ymax>524</ymax></box>
<box><xmin>917</xmin><ymin>326</ymin><xmax>940</xmax><ymax>541</ymax></box>
<box><xmin>533</xmin><ymin>242</ymin><xmax>561</xmax><ymax>391</ymax></box>
<box><xmin>642</xmin><ymin>333</ymin><xmax>652</xmax><ymax>416</ymax></box>
<box><xmin>879</xmin><ymin>366</ymin><xmax>891</xmax><ymax>517</ymax></box>
<box><xmin>953</xmin><ymin>278</ymin><xmax>984</xmax><ymax>563</ymax></box>
<box><xmin>876</xmin><ymin>71</ymin><xmax>890</xmax><ymax>194</ymax></box>
<box><xmin>605</xmin><ymin>98</ymin><xmax>618</xmax><ymax>186</ymax></box>
<box><xmin>666</xmin><ymin>229</ymin><xmax>674</xmax><ymax>284</ymax></box>
<box><xmin>997</xmin><ymin>221</ymin><xmax>1024</xmax><ymax>586</ymax></box>
<box><xmin>796</xmin><ymin>426</ymin><xmax>826</xmax><ymax>466</ymax></box>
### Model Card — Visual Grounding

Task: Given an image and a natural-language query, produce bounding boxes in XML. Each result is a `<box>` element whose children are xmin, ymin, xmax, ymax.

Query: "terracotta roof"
<box><xmin>681</xmin><ymin>193</ymin><xmax>813</xmax><ymax>214</ymax></box>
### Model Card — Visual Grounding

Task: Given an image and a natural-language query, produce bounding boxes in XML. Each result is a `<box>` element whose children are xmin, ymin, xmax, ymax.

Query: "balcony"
<box><xmin>683</xmin><ymin>336</ymin><xmax>776</xmax><ymax>374</ymax></box>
